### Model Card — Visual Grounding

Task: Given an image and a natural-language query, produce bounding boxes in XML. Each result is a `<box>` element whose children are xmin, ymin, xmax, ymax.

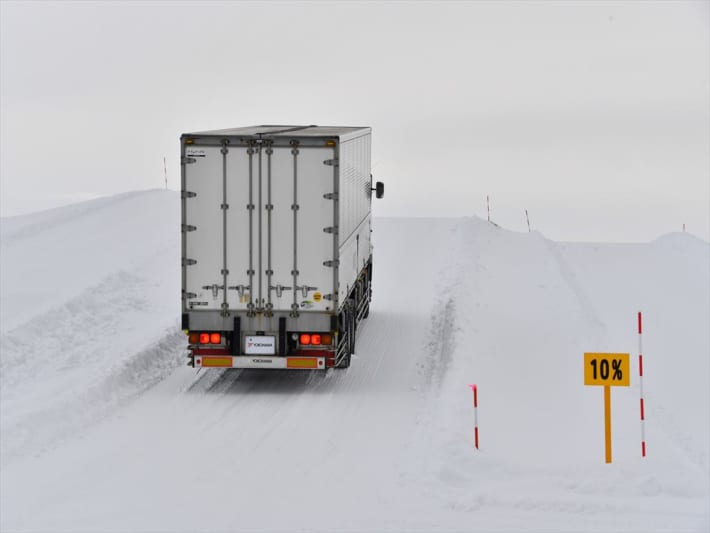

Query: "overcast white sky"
<box><xmin>1</xmin><ymin>1</ymin><xmax>708</xmax><ymax>241</ymax></box>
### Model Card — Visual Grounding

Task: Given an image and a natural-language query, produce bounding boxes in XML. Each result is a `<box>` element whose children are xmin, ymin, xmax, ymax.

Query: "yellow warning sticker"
<box><xmin>313</xmin><ymin>292</ymin><xmax>322</xmax><ymax>302</ymax></box>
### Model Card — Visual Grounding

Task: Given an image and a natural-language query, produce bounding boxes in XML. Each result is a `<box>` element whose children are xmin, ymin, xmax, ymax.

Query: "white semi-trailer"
<box><xmin>181</xmin><ymin>125</ymin><xmax>383</xmax><ymax>370</ymax></box>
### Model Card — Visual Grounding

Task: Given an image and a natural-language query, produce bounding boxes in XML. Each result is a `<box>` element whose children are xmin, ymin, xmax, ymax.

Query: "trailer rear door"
<box><xmin>184</xmin><ymin>140</ymin><xmax>336</xmax><ymax>316</ymax></box>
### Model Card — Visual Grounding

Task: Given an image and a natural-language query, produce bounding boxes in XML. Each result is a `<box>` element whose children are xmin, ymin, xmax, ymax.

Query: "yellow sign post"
<box><xmin>584</xmin><ymin>353</ymin><xmax>630</xmax><ymax>463</ymax></box>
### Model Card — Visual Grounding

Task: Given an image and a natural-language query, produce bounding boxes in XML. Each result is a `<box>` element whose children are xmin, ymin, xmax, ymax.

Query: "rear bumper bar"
<box><xmin>193</xmin><ymin>354</ymin><xmax>326</xmax><ymax>370</ymax></box>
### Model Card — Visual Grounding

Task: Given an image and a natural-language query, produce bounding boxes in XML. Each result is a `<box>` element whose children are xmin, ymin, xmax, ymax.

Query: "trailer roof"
<box><xmin>183</xmin><ymin>125</ymin><xmax>371</xmax><ymax>141</ymax></box>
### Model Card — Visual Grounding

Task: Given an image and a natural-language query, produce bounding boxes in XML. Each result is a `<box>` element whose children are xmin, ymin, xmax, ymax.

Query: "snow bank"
<box><xmin>0</xmin><ymin>190</ymin><xmax>183</xmax><ymax>464</ymax></box>
<box><xmin>413</xmin><ymin>218</ymin><xmax>709</xmax><ymax>531</ymax></box>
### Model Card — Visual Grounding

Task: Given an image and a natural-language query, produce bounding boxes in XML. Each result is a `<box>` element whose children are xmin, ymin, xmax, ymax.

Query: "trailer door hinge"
<box><xmin>323</xmin><ymin>260</ymin><xmax>339</xmax><ymax>268</ymax></box>
<box><xmin>182</xmin><ymin>258</ymin><xmax>197</xmax><ymax>266</ymax></box>
<box><xmin>323</xmin><ymin>192</ymin><xmax>338</xmax><ymax>200</ymax></box>
<box><xmin>323</xmin><ymin>159</ymin><xmax>339</xmax><ymax>167</ymax></box>
<box><xmin>182</xmin><ymin>156</ymin><xmax>196</xmax><ymax>165</ymax></box>
<box><xmin>183</xmin><ymin>292</ymin><xmax>197</xmax><ymax>300</ymax></box>
<box><xmin>181</xmin><ymin>191</ymin><xmax>197</xmax><ymax>199</ymax></box>
<box><xmin>189</xmin><ymin>301</ymin><xmax>208</xmax><ymax>308</ymax></box>
<box><xmin>182</xmin><ymin>224</ymin><xmax>196</xmax><ymax>233</ymax></box>
<box><xmin>323</xmin><ymin>294</ymin><xmax>335</xmax><ymax>301</ymax></box>
<box><xmin>323</xmin><ymin>226</ymin><xmax>338</xmax><ymax>235</ymax></box>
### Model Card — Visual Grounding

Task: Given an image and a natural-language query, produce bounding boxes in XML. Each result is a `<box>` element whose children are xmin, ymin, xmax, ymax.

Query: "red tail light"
<box><xmin>210</xmin><ymin>333</ymin><xmax>221</xmax><ymax>344</ymax></box>
<box><xmin>311</xmin><ymin>334</ymin><xmax>322</xmax><ymax>345</ymax></box>
<box><xmin>199</xmin><ymin>333</ymin><xmax>210</xmax><ymax>344</ymax></box>
<box><xmin>300</xmin><ymin>333</ymin><xmax>311</xmax><ymax>345</ymax></box>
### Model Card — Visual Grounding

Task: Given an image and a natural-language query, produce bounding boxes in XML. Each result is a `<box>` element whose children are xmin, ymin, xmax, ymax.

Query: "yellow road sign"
<box><xmin>584</xmin><ymin>352</ymin><xmax>630</xmax><ymax>464</ymax></box>
<box><xmin>584</xmin><ymin>353</ymin><xmax>630</xmax><ymax>387</ymax></box>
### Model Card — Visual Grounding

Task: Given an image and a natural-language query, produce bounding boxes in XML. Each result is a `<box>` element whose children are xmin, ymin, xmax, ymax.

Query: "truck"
<box><xmin>181</xmin><ymin>125</ymin><xmax>383</xmax><ymax>370</ymax></box>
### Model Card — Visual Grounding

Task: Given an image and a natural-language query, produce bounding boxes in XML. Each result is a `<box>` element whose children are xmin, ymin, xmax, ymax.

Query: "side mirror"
<box><xmin>373</xmin><ymin>181</ymin><xmax>384</xmax><ymax>199</ymax></box>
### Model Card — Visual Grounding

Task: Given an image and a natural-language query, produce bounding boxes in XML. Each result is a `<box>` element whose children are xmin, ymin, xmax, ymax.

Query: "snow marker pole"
<box><xmin>487</xmin><ymin>196</ymin><xmax>490</xmax><ymax>223</ymax></box>
<box><xmin>525</xmin><ymin>209</ymin><xmax>531</xmax><ymax>232</ymax></box>
<box><xmin>638</xmin><ymin>311</ymin><xmax>646</xmax><ymax>457</ymax></box>
<box><xmin>468</xmin><ymin>384</ymin><xmax>479</xmax><ymax>449</ymax></box>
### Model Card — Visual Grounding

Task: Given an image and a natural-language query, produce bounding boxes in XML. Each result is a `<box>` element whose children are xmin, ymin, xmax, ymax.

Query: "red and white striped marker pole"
<box><xmin>638</xmin><ymin>311</ymin><xmax>646</xmax><ymax>457</ymax></box>
<box><xmin>468</xmin><ymin>384</ymin><xmax>479</xmax><ymax>449</ymax></box>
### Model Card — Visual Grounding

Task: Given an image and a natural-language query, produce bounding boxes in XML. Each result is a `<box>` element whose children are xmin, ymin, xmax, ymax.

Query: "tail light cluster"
<box><xmin>188</xmin><ymin>332</ymin><xmax>222</xmax><ymax>345</ymax></box>
<box><xmin>298</xmin><ymin>333</ymin><xmax>332</xmax><ymax>346</ymax></box>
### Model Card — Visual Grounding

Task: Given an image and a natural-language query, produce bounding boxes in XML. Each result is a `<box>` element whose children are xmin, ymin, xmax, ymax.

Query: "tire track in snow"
<box><xmin>418</xmin><ymin>220</ymin><xmax>466</xmax><ymax>394</ymax></box>
<box><xmin>423</xmin><ymin>297</ymin><xmax>458</xmax><ymax>391</ymax></box>
<box><xmin>400</xmin><ymin>220</ymin><xmax>466</xmax><ymax>488</ymax></box>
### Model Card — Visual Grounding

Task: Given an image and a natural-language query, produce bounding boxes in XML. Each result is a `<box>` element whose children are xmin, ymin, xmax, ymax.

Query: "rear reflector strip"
<box><xmin>201</xmin><ymin>356</ymin><xmax>233</xmax><ymax>367</ymax></box>
<box><xmin>286</xmin><ymin>358</ymin><xmax>321</xmax><ymax>369</ymax></box>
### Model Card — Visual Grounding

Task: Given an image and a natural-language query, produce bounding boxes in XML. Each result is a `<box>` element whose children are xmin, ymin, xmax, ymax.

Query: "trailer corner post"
<box><xmin>290</xmin><ymin>140</ymin><xmax>300</xmax><ymax>318</ymax></box>
<box><xmin>220</xmin><ymin>141</ymin><xmax>230</xmax><ymax>318</ymax></box>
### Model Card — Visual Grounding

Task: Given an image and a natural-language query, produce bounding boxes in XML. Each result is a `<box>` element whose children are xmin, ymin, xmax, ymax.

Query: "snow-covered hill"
<box><xmin>1</xmin><ymin>190</ymin><xmax>708</xmax><ymax>532</ymax></box>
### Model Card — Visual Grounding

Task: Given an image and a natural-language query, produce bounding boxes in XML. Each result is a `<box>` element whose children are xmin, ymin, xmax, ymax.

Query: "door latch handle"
<box><xmin>269</xmin><ymin>284</ymin><xmax>292</xmax><ymax>298</ymax></box>
<box><xmin>297</xmin><ymin>285</ymin><xmax>318</xmax><ymax>298</ymax></box>
<box><xmin>201</xmin><ymin>284</ymin><xmax>224</xmax><ymax>299</ymax></box>
<box><xmin>228</xmin><ymin>284</ymin><xmax>249</xmax><ymax>298</ymax></box>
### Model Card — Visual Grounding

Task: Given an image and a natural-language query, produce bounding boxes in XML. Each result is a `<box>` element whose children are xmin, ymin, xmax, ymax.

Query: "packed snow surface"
<box><xmin>1</xmin><ymin>190</ymin><xmax>708</xmax><ymax>532</ymax></box>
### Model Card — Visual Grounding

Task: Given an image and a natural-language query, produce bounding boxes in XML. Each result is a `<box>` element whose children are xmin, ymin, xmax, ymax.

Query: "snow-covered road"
<box><xmin>1</xmin><ymin>191</ymin><xmax>708</xmax><ymax>532</ymax></box>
